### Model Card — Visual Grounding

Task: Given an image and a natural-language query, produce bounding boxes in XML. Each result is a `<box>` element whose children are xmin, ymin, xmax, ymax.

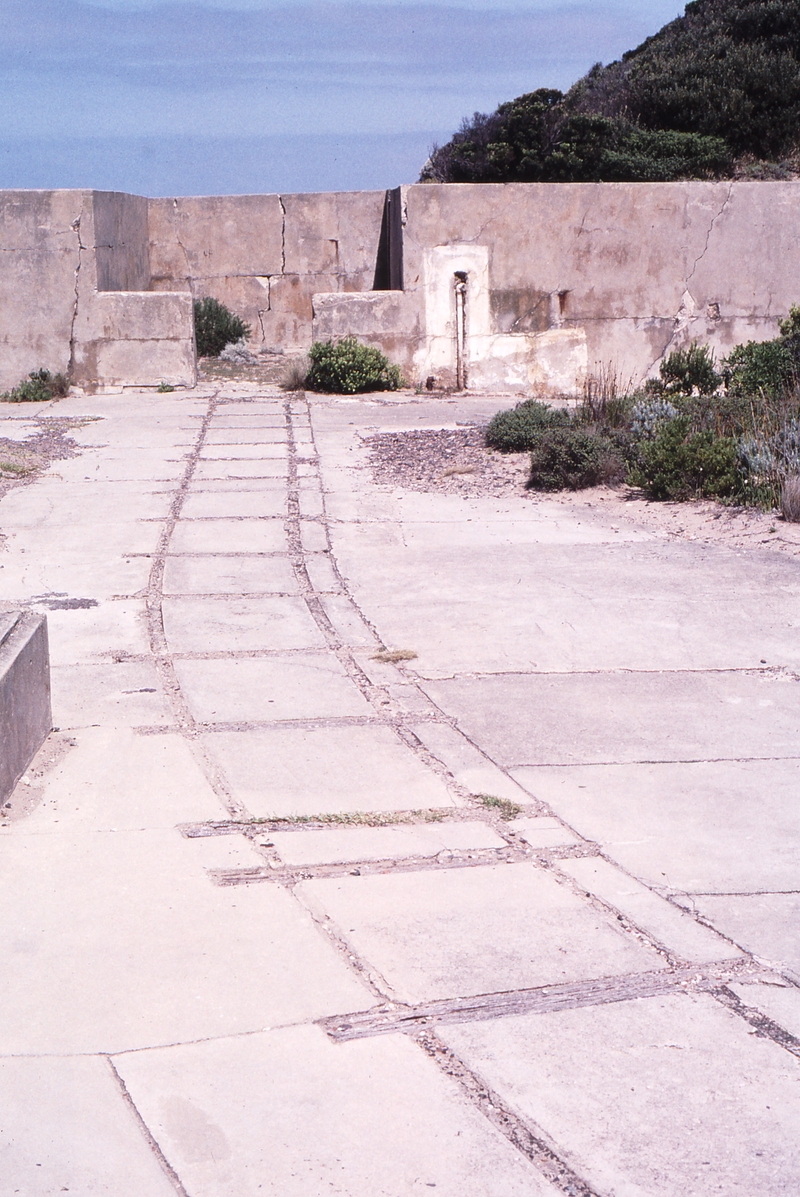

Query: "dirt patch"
<box><xmin>199</xmin><ymin>352</ymin><xmax>290</xmax><ymax>387</ymax></box>
<box><xmin>366</xmin><ymin>424</ymin><xmax>800</xmax><ymax>560</ymax></box>
<box><xmin>367</xmin><ymin>426</ymin><xmax>530</xmax><ymax>497</ymax></box>
<box><xmin>0</xmin><ymin>417</ymin><xmax>84</xmax><ymax>502</ymax></box>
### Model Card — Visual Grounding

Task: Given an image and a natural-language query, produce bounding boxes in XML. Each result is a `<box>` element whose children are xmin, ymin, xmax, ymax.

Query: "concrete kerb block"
<box><xmin>0</xmin><ymin>611</ymin><xmax>52</xmax><ymax>802</ymax></box>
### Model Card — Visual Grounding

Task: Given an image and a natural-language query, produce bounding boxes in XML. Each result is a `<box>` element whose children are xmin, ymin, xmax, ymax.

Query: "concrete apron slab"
<box><xmin>1</xmin><ymin>385</ymin><xmax>799</xmax><ymax>1196</ymax></box>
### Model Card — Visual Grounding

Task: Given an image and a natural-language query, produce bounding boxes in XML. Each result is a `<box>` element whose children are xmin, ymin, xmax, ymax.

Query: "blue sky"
<box><xmin>0</xmin><ymin>0</ymin><xmax>685</xmax><ymax>193</ymax></box>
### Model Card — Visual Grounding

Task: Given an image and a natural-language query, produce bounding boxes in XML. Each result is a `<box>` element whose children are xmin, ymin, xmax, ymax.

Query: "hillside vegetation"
<box><xmin>422</xmin><ymin>0</ymin><xmax>800</xmax><ymax>184</ymax></box>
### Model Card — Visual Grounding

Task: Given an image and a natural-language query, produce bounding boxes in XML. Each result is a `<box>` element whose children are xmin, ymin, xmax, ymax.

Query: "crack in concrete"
<box><xmin>278</xmin><ymin>196</ymin><xmax>286</xmax><ymax>274</ymax></box>
<box><xmin>67</xmin><ymin>207</ymin><xmax>86</xmax><ymax>381</ymax></box>
<box><xmin>106</xmin><ymin>1057</ymin><xmax>190</xmax><ymax>1197</ymax></box>
<box><xmin>686</xmin><ymin>183</ymin><xmax>734</xmax><ymax>289</ymax></box>
<box><xmin>320</xmin><ymin>959</ymin><xmax>766</xmax><ymax>1042</ymax></box>
<box><xmin>415</xmin><ymin>1029</ymin><xmax>601</xmax><ymax>1197</ymax></box>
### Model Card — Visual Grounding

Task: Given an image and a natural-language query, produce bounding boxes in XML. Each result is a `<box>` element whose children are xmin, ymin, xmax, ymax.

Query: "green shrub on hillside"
<box><xmin>2</xmin><ymin>368</ymin><xmax>69</xmax><ymax>403</ymax></box>
<box><xmin>306</xmin><ymin>337</ymin><xmax>402</xmax><ymax>394</ymax></box>
<box><xmin>422</xmin><ymin>0</ymin><xmax>800</xmax><ymax>183</ymax></box>
<box><xmin>193</xmin><ymin>297</ymin><xmax>251</xmax><ymax>358</ymax></box>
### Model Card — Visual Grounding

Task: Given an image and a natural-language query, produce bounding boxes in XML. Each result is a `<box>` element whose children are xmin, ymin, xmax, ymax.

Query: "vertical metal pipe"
<box><xmin>454</xmin><ymin>272</ymin><xmax>467</xmax><ymax>391</ymax></box>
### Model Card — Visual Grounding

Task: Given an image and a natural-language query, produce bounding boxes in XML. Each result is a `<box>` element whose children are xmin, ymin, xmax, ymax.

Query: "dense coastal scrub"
<box><xmin>423</xmin><ymin>0</ymin><xmax>800</xmax><ymax>184</ymax></box>
<box><xmin>486</xmin><ymin>312</ymin><xmax>800</xmax><ymax>515</ymax></box>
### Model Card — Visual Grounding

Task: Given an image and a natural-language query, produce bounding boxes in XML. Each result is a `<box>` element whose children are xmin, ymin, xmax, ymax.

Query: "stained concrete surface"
<box><xmin>0</xmin><ymin>382</ymin><xmax>798</xmax><ymax>1195</ymax></box>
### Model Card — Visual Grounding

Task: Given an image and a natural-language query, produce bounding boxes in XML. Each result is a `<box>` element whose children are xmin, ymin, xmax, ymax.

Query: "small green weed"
<box><xmin>477</xmin><ymin>794</ymin><xmax>522</xmax><ymax>820</ymax></box>
<box><xmin>157</xmin><ymin>382</ymin><xmax>175</xmax><ymax>393</ymax></box>
<box><xmin>2</xmin><ymin>368</ymin><xmax>69</xmax><ymax>403</ymax></box>
<box><xmin>194</xmin><ymin>297</ymin><xmax>251</xmax><ymax>358</ymax></box>
<box><xmin>306</xmin><ymin>337</ymin><xmax>403</xmax><ymax>394</ymax></box>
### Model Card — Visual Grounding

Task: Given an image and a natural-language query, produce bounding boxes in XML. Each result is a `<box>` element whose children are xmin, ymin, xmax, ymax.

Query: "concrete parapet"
<box><xmin>0</xmin><ymin>612</ymin><xmax>52</xmax><ymax>803</ymax></box>
<box><xmin>312</xmin><ymin>291</ymin><xmax>420</xmax><ymax>378</ymax></box>
<box><xmin>71</xmin><ymin>291</ymin><xmax>197</xmax><ymax>391</ymax></box>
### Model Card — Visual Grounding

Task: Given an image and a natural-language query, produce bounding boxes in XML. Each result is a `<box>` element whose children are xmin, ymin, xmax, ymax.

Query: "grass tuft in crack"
<box><xmin>477</xmin><ymin>794</ymin><xmax>522</xmax><ymax>820</ymax></box>
<box><xmin>372</xmin><ymin>648</ymin><xmax>418</xmax><ymax>663</ymax></box>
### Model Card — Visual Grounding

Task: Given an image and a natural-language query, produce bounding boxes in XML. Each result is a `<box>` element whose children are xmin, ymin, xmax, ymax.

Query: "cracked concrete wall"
<box><xmin>398</xmin><ymin>180</ymin><xmax>800</xmax><ymax>393</ymax></box>
<box><xmin>0</xmin><ymin>190</ymin><xmax>95</xmax><ymax>391</ymax></box>
<box><xmin>0</xmin><ymin>189</ymin><xmax>195</xmax><ymax>393</ymax></box>
<box><xmin>148</xmin><ymin>190</ymin><xmax>386</xmax><ymax>352</ymax></box>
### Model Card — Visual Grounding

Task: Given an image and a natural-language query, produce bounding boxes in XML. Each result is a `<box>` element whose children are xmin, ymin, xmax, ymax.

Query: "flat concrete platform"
<box><xmin>0</xmin><ymin>383</ymin><xmax>798</xmax><ymax>1195</ymax></box>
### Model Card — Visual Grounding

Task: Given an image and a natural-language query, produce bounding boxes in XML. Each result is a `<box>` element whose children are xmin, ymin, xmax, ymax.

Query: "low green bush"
<box><xmin>657</xmin><ymin>343</ymin><xmax>721</xmax><ymax>397</ymax></box>
<box><xmin>629</xmin><ymin>417</ymin><xmax>740</xmax><ymax>500</ymax></box>
<box><xmin>485</xmin><ymin>398</ymin><xmax>571</xmax><ymax>453</ymax></box>
<box><xmin>1</xmin><ymin>368</ymin><xmax>69</xmax><ymax>403</ymax></box>
<box><xmin>528</xmin><ymin>426</ymin><xmax>626</xmax><ymax>491</ymax></box>
<box><xmin>193</xmin><ymin>297</ymin><xmax>251</xmax><ymax>358</ymax></box>
<box><xmin>306</xmin><ymin>337</ymin><xmax>403</xmax><ymax>394</ymax></box>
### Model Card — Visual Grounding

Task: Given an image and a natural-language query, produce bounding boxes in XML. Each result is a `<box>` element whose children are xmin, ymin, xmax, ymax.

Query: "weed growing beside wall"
<box><xmin>306</xmin><ymin>337</ymin><xmax>403</xmax><ymax>394</ymax></box>
<box><xmin>1</xmin><ymin>369</ymin><xmax>69</xmax><ymax>403</ymax></box>
<box><xmin>193</xmin><ymin>298</ymin><xmax>251</xmax><ymax>358</ymax></box>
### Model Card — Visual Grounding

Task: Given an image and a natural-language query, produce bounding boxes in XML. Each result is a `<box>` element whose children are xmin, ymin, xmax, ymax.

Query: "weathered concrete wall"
<box><xmin>0</xmin><ymin>190</ymin><xmax>88</xmax><ymax>390</ymax></box>
<box><xmin>2</xmin><ymin>181</ymin><xmax>800</xmax><ymax>395</ymax></box>
<box><xmin>0</xmin><ymin>612</ymin><xmax>51</xmax><ymax>803</ymax></box>
<box><xmin>399</xmin><ymin>181</ymin><xmax>800</xmax><ymax>393</ymax></box>
<box><xmin>148</xmin><ymin>190</ymin><xmax>386</xmax><ymax>351</ymax></box>
<box><xmin>308</xmin><ymin>180</ymin><xmax>800</xmax><ymax>393</ymax></box>
<box><xmin>93</xmin><ymin>191</ymin><xmax>151</xmax><ymax>293</ymax></box>
<box><xmin>0</xmin><ymin>189</ymin><xmax>195</xmax><ymax>392</ymax></box>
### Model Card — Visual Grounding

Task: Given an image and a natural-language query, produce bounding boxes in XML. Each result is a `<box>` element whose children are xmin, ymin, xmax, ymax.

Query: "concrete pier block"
<box><xmin>0</xmin><ymin>612</ymin><xmax>51</xmax><ymax>802</ymax></box>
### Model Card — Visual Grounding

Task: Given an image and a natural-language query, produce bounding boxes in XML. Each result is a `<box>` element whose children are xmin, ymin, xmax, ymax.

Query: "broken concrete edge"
<box><xmin>0</xmin><ymin>611</ymin><xmax>52</xmax><ymax>803</ymax></box>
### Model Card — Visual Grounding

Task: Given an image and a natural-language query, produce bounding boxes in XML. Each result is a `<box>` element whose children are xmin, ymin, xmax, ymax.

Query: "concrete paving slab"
<box><xmin>38</xmin><ymin>599</ymin><xmax>149</xmax><ymax>666</ymax></box>
<box><xmin>50</xmin><ymin>660</ymin><xmax>171</xmax><ymax>729</ymax></box>
<box><xmin>424</xmin><ymin>670</ymin><xmax>800</xmax><ymax>765</ymax></box>
<box><xmin>509</xmin><ymin>760</ymin><xmax>800</xmax><ymax>893</ymax></box>
<box><xmin>0</xmin><ymin>827</ymin><xmax>367</xmax><ymax>1054</ymax></box>
<box><xmin>201</xmin><ymin>443</ymin><xmax>286</xmax><ymax>459</ymax></box>
<box><xmin>169</xmin><ymin>518</ymin><xmax>287</xmax><ymax>555</ymax></box>
<box><xmin>194</xmin><ymin>459</ymin><xmax>287</xmax><ymax>480</ymax></box>
<box><xmin>318</xmin><ymin>596</ymin><xmax>380</xmax><ymax>651</ymax></box>
<box><xmin>730</xmin><ymin>982</ymin><xmax>800</xmax><ymax>1040</ymax></box>
<box><xmin>203</xmin><ymin>723</ymin><xmax>455</xmax><ymax>815</ymax></box>
<box><xmin>163</xmin><ymin>594</ymin><xmax>325</xmax><ymax>654</ymax></box>
<box><xmin>299</xmin><ymin>518</ymin><xmax>329</xmax><ymax>552</ymax></box>
<box><xmin>174</xmin><ymin>654</ymin><xmax>372</xmax><ymax>723</ymax></box>
<box><xmin>267</xmin><ymin>820</ymin><xmax>507</xmax><ymax>865</ymax></box>
<box><xmin>0</xmin><ymin>480</ymin><xmax>174</xmax><ymax>526</ymax></box>
<box><xmin>114</xmin><ymin>1025</ymin><xmax>556</xmax><ymax>1197</ymax></box>
<box><xmin>559</xmin><ymin>855</ymin><xmax>742</xmax><ymax>962</ymax></box>
<box><xmin>441</xmin><ymin>993</ymin><xmax>800</xmax><ymax>1197</ymax></box>
<box><xmin>304</xmin><ymin>552</ymin><xmax>343</xmax><ymax>592</ymax></box>
<box><xmin>181</xmin><ymin>489</ymin><xmax>287</xmax><ymax>518</ymax></box>
<box><xmin>21</xmin><ymin>727</ymin><xmax>224</xmax><ymax>832</ymax></box>
<box><xmin>300</xmin><ymin>862</ymin><xmax>663</xmax><ymax>1004</ymax></box>
<box><xmin>412</xmin><ymin>720</ymin><xmax>533</xmax><ymax>803</ymax></box>
<box><xmin>0</xmin><ymin>551</ymin><xmax>153</xmax><ymax>603</ymax></box>
<box><xmin>204</xmin><ymin>426</ymin><xmax>287</xmax><ymax>444</ymax></box>
<box><xmin>691</xmin><ymin>893</ymin><xmax>800</xmax><ymax>981</ymax></box>
<box><xmin>507</xmin><ymin>816</ymin><xmax>582</xmax><ymax>848</ymax></box>
<box><xmin>162</xmin><ymin>553</ymin><xmax>298</xmax><ymax>595</ymax></box>
<box><xmin>0</xmin><ymin>1056</ymin><xmax>176</xmax><ymax>1196</ymax></box>
<box><xmin>328</xmin><ymin>528</ymin><xmax>800</xmax><ymax>675</ymax></box>
<box><xmin>52</xmin><ymin>451</ymin><xmax>187</xmax><ymax>484</ymax></box>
